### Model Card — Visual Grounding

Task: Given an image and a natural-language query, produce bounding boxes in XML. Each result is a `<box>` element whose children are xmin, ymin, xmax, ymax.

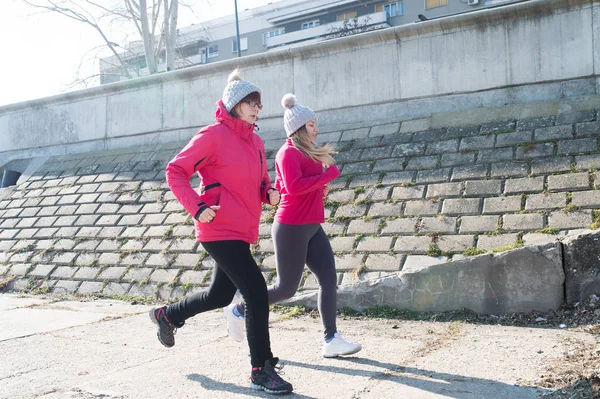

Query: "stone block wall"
<box><xmin>1</xmin><ymin>109</ymin><xmax>600</xmax><ymax>303</ymax></box>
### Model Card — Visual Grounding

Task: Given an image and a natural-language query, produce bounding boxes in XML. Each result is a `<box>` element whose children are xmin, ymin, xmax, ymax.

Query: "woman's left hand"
<box><xmin>268</xmin><ymin>189</ymin><xmax>280</xmax><ymax>205</ymax></box>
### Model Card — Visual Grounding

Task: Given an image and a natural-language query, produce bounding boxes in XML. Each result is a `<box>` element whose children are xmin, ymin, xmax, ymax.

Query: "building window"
<box><xmin>337</xmin><ymin>11</ymin><xmax>357</xmax><ymax>21</ymax></box>
<box><xmin>207</xmin><ymin>45</ymin><xmax>219</xmax><ymax>58</ymax></box>
<box><xmin>232</xmin><ymin>37</ymin><xmax>248</xmax><ymax>53</ymax></box>
<box><xmin>376</xmin><ymin>2</ymin><xmax>404</xmax><ymax>17</ymax></box>
<box><xmin>301</xmin><ymin>20</ymin><xmax>320</xmax><ymax>29</ymax></box>
<box><xmin>264</xmin><ymin>28</ymin><xmax>285</xmax><ymax>44</ymax></box>
<box><xmin>425</xmin><ymin>0</ymin><xmax>448</xmax><ymax>9</ymax></box>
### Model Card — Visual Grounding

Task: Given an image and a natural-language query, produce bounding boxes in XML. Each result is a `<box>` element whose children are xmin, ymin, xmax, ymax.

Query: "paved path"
<box><xmin>1</xmin><ymin>293</ymin><xmax>590</xmax><ymax>399</ymax></box>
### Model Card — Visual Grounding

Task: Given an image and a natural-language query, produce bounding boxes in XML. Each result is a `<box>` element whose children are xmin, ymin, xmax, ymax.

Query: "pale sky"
<box><xmin>0</xmin><ymin>0</ymin><xmax>277</xmax><ymax>107</ymax></box>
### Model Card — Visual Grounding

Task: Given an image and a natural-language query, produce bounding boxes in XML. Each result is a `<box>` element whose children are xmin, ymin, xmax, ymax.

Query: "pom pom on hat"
<box><xmin>281</xmin><ymin>93</ymin><xmax>316</xmax><ymax>137</ymax></box>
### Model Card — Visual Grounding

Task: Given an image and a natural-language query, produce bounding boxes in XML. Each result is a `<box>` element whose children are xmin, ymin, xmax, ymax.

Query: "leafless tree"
<box><xmin>22</xmin><ymin>0</ymin><xmax>195</xmax><ymax>82</ymax></box>
<box><xmin>326</xmin><ymin>16</ymin><xmax>373</xmax><ymax>39</ymax></box>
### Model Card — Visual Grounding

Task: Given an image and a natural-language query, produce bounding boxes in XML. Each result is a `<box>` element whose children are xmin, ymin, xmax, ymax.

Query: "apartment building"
<box><xmin>100</xmin><ymin>0</ymin><xmax>523</xmax><ymax>84</ymax></box>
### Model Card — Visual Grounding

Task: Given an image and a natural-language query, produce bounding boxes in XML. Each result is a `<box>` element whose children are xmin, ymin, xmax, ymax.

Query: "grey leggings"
<box><xmin>238</xmin><ymin>221</ymin><xmax>338</xmax><ymax>339</ymax></box>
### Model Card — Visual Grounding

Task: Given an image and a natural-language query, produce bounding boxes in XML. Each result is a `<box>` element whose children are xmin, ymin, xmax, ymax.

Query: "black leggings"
<box><xmin>165</xmin><ymin>240</ymin><xmax>273</xmax><ymax>368</ymax></box>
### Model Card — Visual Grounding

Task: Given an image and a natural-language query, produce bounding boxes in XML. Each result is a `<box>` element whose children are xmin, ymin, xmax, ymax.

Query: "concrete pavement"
<box><xmin>0</xmin><ymin>293</ymin><xmax>592</xmax><ymax>399</ymax></box>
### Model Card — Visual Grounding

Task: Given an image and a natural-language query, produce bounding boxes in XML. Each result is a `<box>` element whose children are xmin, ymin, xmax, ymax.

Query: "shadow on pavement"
<box><xmin>283</xmin><ymin>357</ymin><xmax>546</xmax><ymax>399</ymax></box>
<box><xmin>187</xmin><ymin>373</ymin><xmax>318</xmax><ymax>398</ymax></box>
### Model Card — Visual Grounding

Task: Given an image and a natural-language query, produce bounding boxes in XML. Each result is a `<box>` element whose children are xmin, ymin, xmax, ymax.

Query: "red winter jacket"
<box><xmin>275</xmin><ymin>139</ymin><xmax>341</xmax><ymax>225</ymax></box>
<box><xmin>165</xmin><ymin>100</ymin><xmax>272</xmax><ymax>244</ymax></box>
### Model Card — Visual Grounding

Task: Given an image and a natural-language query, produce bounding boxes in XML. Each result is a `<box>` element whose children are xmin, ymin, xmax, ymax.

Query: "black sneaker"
<box><xmin>250</xmin><ymin>358</ymin><xmax>293</xmax><ymax>395</ymax></box>
<box><xmin>149</xmin><ymin>307</ymin><xmax>182</xmax><ymax>348</ymax></box>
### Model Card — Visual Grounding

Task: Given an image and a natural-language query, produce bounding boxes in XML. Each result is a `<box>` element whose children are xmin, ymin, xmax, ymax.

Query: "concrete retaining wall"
<box><xmin>1</xmin><ymin>0</ymin><xmax>598</xmax><ymax>165</ymax></box>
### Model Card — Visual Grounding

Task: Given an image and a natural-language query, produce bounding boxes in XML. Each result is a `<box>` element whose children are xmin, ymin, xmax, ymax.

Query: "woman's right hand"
<box><xmin>323</xmin><ymin>185</ymin><xmax>330</xmax><ymax>197</ymax></box>
<box><xmin>198</xmin><ymin>205</ymin><xmax>221</xmax><ymax>223</ymax></box>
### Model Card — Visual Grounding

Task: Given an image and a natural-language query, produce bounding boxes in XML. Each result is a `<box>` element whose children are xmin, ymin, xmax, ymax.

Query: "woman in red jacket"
<box><xmin>225</xmin><ymin>94</ymin><xmax>361</xmax><ymax>358</ymax></box>
<box><xmin>149</xmin><ymin>70</ymin><xmax>292</xmax><ymax>395</ymax></box>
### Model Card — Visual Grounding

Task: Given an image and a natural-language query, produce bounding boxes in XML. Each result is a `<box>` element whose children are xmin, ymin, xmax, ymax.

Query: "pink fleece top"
<box><xmin>165</xmin><ymin>100</ymin><xmax>272</xmax><ymax>244</ymax></box>
<box><xmin>274</xmin><ymin>139</ymin><xmax>341</xmax><ymax>225</ymax></box>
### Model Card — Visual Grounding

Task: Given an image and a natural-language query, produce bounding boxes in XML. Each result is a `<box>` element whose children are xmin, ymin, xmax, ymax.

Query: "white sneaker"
<box><xmin>322</xmin><ymin>333</ymin><xmax>362</xmax><ymax>358</ymax></box>
<box><xmin>224</xmin><ymin>303</ymin><xmax>245</xmax><ymax>342</ymax></box>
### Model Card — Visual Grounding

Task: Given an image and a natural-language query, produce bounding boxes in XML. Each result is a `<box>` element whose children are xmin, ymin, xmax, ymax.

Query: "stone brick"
<box><xmin>179</xmin><ymin>270</ymin><xmax>208</xmax><ymax>285</ymax></box>
<box><xmin>575</xmin><ymin>121</ymin><xmax>600</xmax><ymax>137</ymax></box>
<box><xmin>416</xmin><ymin>168</ymin><xmax>451</xmax><ymax>184</ymax></box>
<box><xmin>77</xmin><ymin>282</ymin><xmax>104</xmax><ymax>295</ymax></box>
<box><xmin>140</xmin><ymin>203</ymin><xmax>165</xmax><ymax>214</ymax></box>
<box><xmin>451</xmin><ymin>165</ymin><xmax>489</xmax><ymax>181</ymax></box>
<box><xmin>53</xmin><ymin>280</ymin><xmax>81</xmax><ymax>295</ymax></box>
<box><xmin>400</xmin><ymin>119</ymin><xmax>429</xmax><ymax>133</ymax></box>
<box><xmin>476</xmin><ymin>148</ymin><xmax>514</xmax><ymax>164</ymax></box>
<box><xmin>525</xmin><ymin>193</ymin><xmax>567</xmax><ymax>210</ymax></box>
<box><xmin>516</xmin><ymin>116</ymin><xmax>555</xmax><ymax>131</ymax></box>
<box><xmin>412</xmin><ymin>129</ymin><xmax>446</xmax><ymax>143</ymax></box>
<box><xmin>118</xmin><ymin>215</ymin><xmax>144</xmax><ymax>226</ymax></box>
<box><xmin>33</xmin><ymin>228</ymin><xmax>58</xmax><ymax>239</ymax></box>
<box><xmin>16</xmin><ymin>229</ymin><xmax>39</xmax><ymax>239</ymax></box>
<box><xmin>419</xmin><ymin>216</ymin><xmax>457</xmax><ymax>233</ymax></box>
<box><xmin>144</xmin><ymin>225</ymin><xmax>172</xmax><ymax>238</ymax></box>
<box><xmin>341</xmin><ymin>161</ymin><xmax>373</xmax><ymax>175</ymax></box>
<box><xmin>441</xmin><ymin>198</ymin><xmax>480</xmax><ymax>215</ymax></box>
<box><xmin>426</xmin><ymin>183</ymin><xmax>462</xmax><ymax>198</ymax></box>
<box><xmin>480</xmin><ymin>121</ymin><xmax>515</xmax><ymax>134</ymax></box>
<box><xmin>530</xmin><ymin>158</ymin><xmax>572</xmax><ymax>176</ymax></box>
<box><xmin>459</xmin><ymin>135</ymin><xmax>495</xmax><ymax>151</ymax></box>
<box><xmin>381</xmin><ymin>171</ymin><xmax>414</xmax><ymax>185</ymax></box>
<box><xmin>367</xmin><ymin>122</ymin><xmax>398</xmax><ymax>137</ymax></box>
<box><xmin>394</xmin><ymin>236</ymin><xmax>431</xmax><ymax>253</ymax></box>
<box><xmin>477</xmin><ymin>234</ymin><xmax>520</xmax><ymax>251</ymax></box>
<box><xmin>118</xmin><ymin>204</ymin><xmax>143</xmax><ymax>214</ymax></box>
<box><xmin>495</xmin><ymin>131</ymin><xmax>533</xmax><ymax>147</ymax></box>
<box><xmin>365</xmin><ymin>254</ymin><xmax>404</xmax><ymax>271</ymax></box>
<box><xmin>75</xmin><ymin>204</ymin><xmax>100</xmax><ymax>215</ymax></box>
<box><xmin>121</xmin><ymin>227</ymin><xmax>147</xmax><ymax>238</ymax></box>
<box><xmin>73</xmin><ymin>265</ymin><xmax>101</xmax><ymax>279</ymax></box>
<box><xmin>98</xmin><ymin>266</ymin><xmax>128</xmax><ymax>280</ymax></box>
<box><xmin>120</xmin><ymin>253</ymin><xmax>148</xmax><ymax>266</ymax></box>
<box><xmin>575</xmin><ymin>154</ymin><xmax>600</xmax><ymax>170</ymax></box>
<box><xmin>74</xmin><ymin>215</ymin><xmax>100</xmax><ymax>226</ymax></box>
<box><xmin>556</xmin><ymin>110</ymin><xmax>596</xmax><ymax>124</ymax></box>
<box><xmin>459</xmin><ymin>215</ymin><xmax>499</xmax><ymax>233</ymax></box>
<box><xmin>98</xmin><ymin>252</ymin><xmax>121</xmax><ymax>265</ymax></box>
<box><xmin>145</xmin><ymin>253</ymin><xmax>173</xmax><ymax>267</ymax></box>
<box><xmin>330</xmin><ymin>237</ymin><xmax>355</xmax><ymax>252</ymax></box>
<box><xmin>170</xmin><ymin>239</ymin><xmax>198</xmax><ymax>253</ymax></box>
<box><xmin>51</xmin><ymin>266</ymin><xmax>78</xmax><ymax>279</ymax></box>
<box><xmin>97</xmin><ymin>215</ymin><xmax>121</xmax><ymax>226</ymax></box>
<box><xmin>425</xmin><ymin>139</ymin><xmax>459</xmax><ymax>155</ymax></box>
<box><xmin>121</xmin><ymin>240</ymin><xmax>144</xmax><ymax>251</ymax></box>
<box><xmin>333</xmin><ymin>254</ymin><xmax>363</xmax><ymax>271</ymax></box>
<box><xmin>522</xmin><ymin>233</ymin><xmax>558</xmax><ymax>246</ymax></box>
<box><xmin>441</xmin><ymin>152</ymin><xmax>476</xmax><ymax>167</ymax></box>
<box><xmin>392</xmin><ymin>143</ymin><xmax>426</xmax><ymax>157</ymax></box>
<box><xmin>404</xmin><ymin>200</ymin><xmax>440</xmax><ymax>216</ymax></box>
<box><xmin>371</xmin><ymin>157</ymin><xmax>403</xmax><ymax>172</ymax></box>
<box><xmin>164</xmin><ymin>213</ymin><xmax>188</xmax><ymax>225</ymax></box>
<box><xmin>335</xmin><ymin>204</ymin><xmax>367</xmax><ymax>218</ymax></box>
<box><xmin>74</xmin><ymin>253</ymin><xmax>100</xmax><ymax>267</ymax></box>
<box><xmin>483</xmin><ymin>196</ymin><xmax>522</xmax><ymax>214</ymax></box>
<box><xmin>74</xmin><ymin>240</ymin><xmax>100</xmax><ymax>251</ymax></box>
<box><xmin>504</xmin><ymin>177</ymin><xmax>545</xmax><ymax>194</ymax></box>
<box><xmin>571</xmin><ymin>191</ymin><xmax>600</xmax><ymax>207</ymax></box>
<box><xmin>464</xmin><ymin>180</ymin><xmax>502</xmax><ymax>196</ymax></box>
<box><xmin>437</xmin><ymin>235</ymin><xmax>475</xmax><ymax>252</ymax></box>
<box><xmin>16</xmin><ymin>218</ymin><xmax>37</xmax><ymax>229</ymax></box>
<box><xmin>55</xmin><ymin>206</ymin><xmax>80</xmax><ymax>217</ymax></box>
<box><xmin>29</xmin><ymin>264</ymin><xmax>56</xmax><ymax>278</ymax></box>
<box><xmin>391</xmin><ymin>186</ymin><xmax>424</xmax><ymax>200</ymax></box>
<box><xmin>547</xmin><ymin>210</ymin><xmax>593</xmax><ymax>229</ymax></box>
<box><xmin>503</xmin><ymin>214</ymin><xmax>544</xmax><ymax>231</ymax></box>
<box><xmin>402</xmin><ymin>255</ymin><xmax>446</xmax><ymax>270</ymax></box>
<box><xmin>341</xmin><ymin>127</ymin><xmax>370</xmax><ymax>141</ymax></box>
<box><xmin>515</xmin><ymin>143</ymin><xmax>554</xmax><ymax>160</ymax></box>
<box><xmin>557</xmin><ymin>138</ymin><xmax>597</xmax><ymax>156</ymax></box>
<box><xmin>328</xmin><ymin>189</ymin><xmax>355</xmax><ymax>203</ymax></box>
<box><xmin>98</xmin><ymin>226</ymin><xmax>125</xmax><ymax>238</ymax></box>
<box><xmin>356</xmin><ymin>236</ymin><xmax>393</xmax><ymax>252</ymax></box>
<box><xmin>534</xmin><ymin>125</ymin><xmax>574</xmax><ymax>141</ymax></box>
<box><xmin>547</xmin><ymin>172</ymin><xmax>590</xmax><ymax>191</ymax></box>
<box><xmin>122</xmin><ymin>267</ymin><xmax>154</xmax><ymax>282</ymax></box>
<box><xmin>347</xmin><ymin>219</ymin><xmax>380</xmax><ymax>234</ymax></box>
<box><xmin>356</xmin><ymin>187</ymin><xmax>391</xmax><ymax>202</ymax></box>
<box><xmin>368</xmin><ymin>203</ymin><xmax>402</xmax><ymax>217</ymax></box>
<box><xmin>405</xmin><ymin>155</ymin><xmax>439</xmax><ymax>170</ymax></box>
<box><xmin>361</xmin><ymin>146</ymin><xmax>393</xmax><ymax>160</ymax></box>
<box><xmin>102</xmin><ymin>282</ymin><xmax>130</xmax><ymax>296</ymax></box>
<box><xmin>348</xmin><ymin>173</ymin><xmax>379</xmax><ymax>188</ymax></box>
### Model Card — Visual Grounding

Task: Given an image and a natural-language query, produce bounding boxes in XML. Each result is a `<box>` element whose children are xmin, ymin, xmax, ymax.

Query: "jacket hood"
<box><xmin>215</xmin><ymin>99</ymin><xmax>256</xmax><ymax>140</ymax></box>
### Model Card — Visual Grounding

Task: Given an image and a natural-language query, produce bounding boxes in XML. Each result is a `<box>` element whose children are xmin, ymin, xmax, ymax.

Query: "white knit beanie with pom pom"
<box><xmin>222</xmin><ymin>69</ymin><xmax>261</xmax><ymax>113</ymax></box>
<box><xmin>281</xmin><ymin>93</ymin><xmax>317</xmax><ymax>137</ymax></box>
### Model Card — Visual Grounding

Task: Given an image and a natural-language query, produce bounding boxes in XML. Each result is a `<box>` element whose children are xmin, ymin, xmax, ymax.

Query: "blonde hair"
<box><xmin>289</xmin><ymin>126</ymin><xmax>337</xmax><ymax>167</ymax></box>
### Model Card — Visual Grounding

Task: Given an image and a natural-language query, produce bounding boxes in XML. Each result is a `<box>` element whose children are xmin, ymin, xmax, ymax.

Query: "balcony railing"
<box><xmin>265</xmin><ymin>11</ymin><xmax>389</xmax><ymax>48</ymax></box>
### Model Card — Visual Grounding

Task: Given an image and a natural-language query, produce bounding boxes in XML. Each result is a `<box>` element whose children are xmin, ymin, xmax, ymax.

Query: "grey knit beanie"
<box><xmin>281</xmin><ymin>94</ymin><xmax>316</xmax><ymax>137</ymax></box>
<box><xmin>222</xmin><ymin>69</ymin><xmax>261</xmax><ymax>113</ymax></box>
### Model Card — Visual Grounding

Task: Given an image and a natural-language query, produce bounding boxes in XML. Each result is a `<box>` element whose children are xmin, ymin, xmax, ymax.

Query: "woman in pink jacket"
<box><xmin>149</xmin><ymin>70</ymin><xmax>292</xmax><ymax>395</ymax></box>
<box><xmin>225</xmin><ymin>94</ymin><xmax>361</xmax><ymax>358</ymax></box>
